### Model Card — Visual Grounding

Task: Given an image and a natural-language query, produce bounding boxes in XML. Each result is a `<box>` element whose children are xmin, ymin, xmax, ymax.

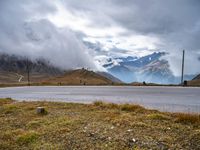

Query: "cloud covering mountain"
<box><xmin>0</xmin><ymin>0</ymin><xmax>96</xmax><ymax>70</ymax></box>
<box><xmin>0</xmin><ymin>0</ymin><xmax>200</xmax><ymax>78</ymax></box>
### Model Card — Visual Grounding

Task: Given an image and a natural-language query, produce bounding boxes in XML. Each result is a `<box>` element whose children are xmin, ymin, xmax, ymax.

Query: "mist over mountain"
<box><xmin>0</xmin><ymin>53</ymin><xmax>62</xmax><ymax>75</ymax></box>
<box><xmin>0</xmin><ymin>53</ymin><xmax>122</xmax><ymax>84</ymax></box>
<box><xmin>94</xmin><ymin>51</ymin><xmax>196</xmax><ymax>84</ymax></box>
<box><xmin>0</xmin><ymin>0</ymin><xmax>200</xmax><ymax>84</ymax></box>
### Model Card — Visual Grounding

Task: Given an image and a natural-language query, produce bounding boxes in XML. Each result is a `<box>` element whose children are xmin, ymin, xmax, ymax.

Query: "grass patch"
<box><xmin>0</xmin><ymin>98</ymin><xmax>199</xmax><ymax>149</ymax></box>
<box><xmin>0</xmin><ymin>97</ymin><xmax>14</xmax><ymax>105</ymax></box>
<box><xmin>94</xmin><ymin>101</ymin><xmax>119</xmax><ymax>109</ymax></box>
<box><xmin>120</xmin><ymin>103</ymin><xmax>145</xmax><ymax>112</ymax></box>
<box><xmin>147</xmin><ymin>113</ymin><xmax>170</xmax><ymax>120</ymax></box>
<box><xmin>16</xmin><ymin>131</ymin><xmax>39</xmax><ymax>145</ymax></box>
<box><xmin>27</xmin><ymin>120</ymin><xmax>43</xmax><ymax>129</ymax></box>
<box><xmin>174</xmin><ymin>113</ymin><xmax>200</xmax><ymax>124</ymax></box>
<box><xmin>3</xmin><ymin>104</ymin><xmax>19</xmax><ymax>114</ymax></box>
<box><xmin>93</xmin><ymin>101</ymin><xmax>145</xmax><ymax>112</ymax></box>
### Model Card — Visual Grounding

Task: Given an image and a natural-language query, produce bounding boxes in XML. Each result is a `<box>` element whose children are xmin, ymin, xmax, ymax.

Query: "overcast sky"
<box><xmin>0</xmin><ymin>0</ymin><xmax>200</xmax><ymax>75</ymax></box>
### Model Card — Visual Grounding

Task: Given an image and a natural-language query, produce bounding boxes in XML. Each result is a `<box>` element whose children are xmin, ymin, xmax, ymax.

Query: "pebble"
<box><xmin>127</xmin><ymin>129</ymin><xmax>132</xmax><ymax>132</ymax></box>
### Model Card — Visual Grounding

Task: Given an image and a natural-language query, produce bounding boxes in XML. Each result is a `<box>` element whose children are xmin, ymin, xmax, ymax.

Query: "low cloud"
<box><xmin>0</xmin><ymin>0</ymin><xmax>97</xmax><ymax>70</ymax></box>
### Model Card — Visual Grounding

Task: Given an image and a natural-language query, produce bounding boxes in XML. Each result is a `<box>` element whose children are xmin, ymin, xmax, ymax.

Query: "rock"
<box><xmin>132</xmin><ymin>138</ymin><xmax>136</xmax><ymax>142</ymax></box>
<box><xmin>36</xmin><ymin>107</ymin><xmax>46</xmax><ymax>115</ymax></box>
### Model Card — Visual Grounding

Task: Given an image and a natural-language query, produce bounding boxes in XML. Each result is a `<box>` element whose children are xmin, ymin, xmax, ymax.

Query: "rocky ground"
<box><xmin>0</xmin><ymin>98</ymin><xmax>199</xmax><ymax>150</ymax></box>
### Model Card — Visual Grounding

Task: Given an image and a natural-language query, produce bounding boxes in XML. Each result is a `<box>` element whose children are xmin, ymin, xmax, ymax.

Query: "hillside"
<box><xmin>43</xmin><ymin>69</ymin><xmax>119</xmax><ymax>85</ymax></box>
<box><xmin>187</xmin><ymin>74</ymin><xmax>200</xmax><ymax>86</ymax></box>
<box><xmin>0</xmin><ymin>53</ymin><xmax>63</xmax><ymax>84</ymax></box>
<box><xmin>192</xmin><ymin>74</ymin><xmax>200</xmax><ymax>80</ymax></box>
<box><xmin>0</xmin><ymin>53</ymin><xmax>122</xmax><ymax>85</ymax></box>
<box><xmin>97</xmin><ymin>72</ymin><xmax>122</xmax><ymax>83</ymax></box>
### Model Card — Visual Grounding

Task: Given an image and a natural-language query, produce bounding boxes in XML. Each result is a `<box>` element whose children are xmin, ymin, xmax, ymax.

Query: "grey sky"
<box><xmin>0</xmin><ymin>0</ymin><xmax>199</xmax><ymax>75</ymax></box>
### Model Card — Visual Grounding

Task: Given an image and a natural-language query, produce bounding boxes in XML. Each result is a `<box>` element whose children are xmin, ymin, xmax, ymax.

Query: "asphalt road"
<box><xmin>0</xmin><ymin>86</ymin><xmax>200</xmax><ymax>113</ymax></box>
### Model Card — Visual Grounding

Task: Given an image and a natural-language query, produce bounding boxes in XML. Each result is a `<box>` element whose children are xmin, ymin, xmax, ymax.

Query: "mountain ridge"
<box><xmin>43</xmin><ymin>69</ymin><xmax>121</xmax><ymax>85</ymax></box>
<box><xmin>0</xmin><ymin>53</ymin><xmax>121</xmax><ymax>84</ymax></box>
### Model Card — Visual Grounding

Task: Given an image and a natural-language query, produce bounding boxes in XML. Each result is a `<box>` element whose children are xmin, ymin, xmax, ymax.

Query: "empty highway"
<box><xmin>0</xmin><ymin>86</ymin><xmax>200</xmax><ymax>113</ymax></box>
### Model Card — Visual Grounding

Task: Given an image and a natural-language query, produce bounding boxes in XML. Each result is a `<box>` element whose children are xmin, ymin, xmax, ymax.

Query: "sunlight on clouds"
<box><xmin>48</xmin><ymin>1</ymin><xmax>126</xmax><ymax>37</ymax></box>
<box><xmin>84</xmin><ymin>34</ymin><xmax>162</xmax><ymax>57</ymax></box>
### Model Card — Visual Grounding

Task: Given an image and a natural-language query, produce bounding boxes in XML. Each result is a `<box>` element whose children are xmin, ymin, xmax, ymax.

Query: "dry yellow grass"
<box><xmin>43</xmin><ymin>69</ymin><xmax>114</xmax><ymax>85</ymax></box>
<box><xmin>0</xmin><ymin>99</ymin><xmax>199</xmax><ymax>149</ymax></box>
<box><xmin>187</xmin><ymin>79</ymin><xmax>200</xmax><ymax>86</ymax></box>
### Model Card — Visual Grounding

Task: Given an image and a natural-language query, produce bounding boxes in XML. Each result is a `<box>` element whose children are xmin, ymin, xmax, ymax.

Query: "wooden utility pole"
<box><xmin>26</xmin><ymin>58</ymin><xmax>30</xmax><ymax>86</ymax></box>
<box><xmin>181</xmin><ymin>50</ymin><xmax>185</xmax><ymax>85</ymax></box>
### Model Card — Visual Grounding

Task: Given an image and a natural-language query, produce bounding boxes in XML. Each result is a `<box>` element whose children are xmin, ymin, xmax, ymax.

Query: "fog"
<box><xmin>0</xmin><ymin>0</ymin><xmax>96</xmax><ymax>70</ymax></box>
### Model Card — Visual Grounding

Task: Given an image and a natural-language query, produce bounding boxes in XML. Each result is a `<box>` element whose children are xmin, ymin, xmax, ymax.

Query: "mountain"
<box><xmin>0</xmin><ymin>53</ymin><xmax>122</xmax><ymax>85</ymax></box>
<box><xmin>100</xmin><ymin>52</ymin><xmax>175</xmax><ymax>83</ymax></box>
<box><xmin>0</xmin><ymin>53</ymin><xmax>63</xmax><ymax>83</ymax></box>
<box><xmin>96</xmin><ymin>52</ymin><xmax>195</xmax><ymax>84</ymax></box>
<box><xmin>0</xmin><ymin>52</ymin><xmax>196</xmax><ymax>85</ymax></box>
<box><xmin>97</xmin><ymin>72</ymin><xmax>122</xmax><ymax>83</ymax></box>
<box><xmin>84</xmin><ymin>41</ymin><xmax>177</xmax><ymax>84</ymax></box>
<box><xmin>43</xmin><ymin>69</ymin><xmax>119</xmax><ymax>85</ymax></box>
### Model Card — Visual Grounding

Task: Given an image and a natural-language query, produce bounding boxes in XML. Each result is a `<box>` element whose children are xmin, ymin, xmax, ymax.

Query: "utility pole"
<box><xmin>26</xmin><ymin>58</ymin><xmax>30</xmax><ymax>86</ymax></box>
<box><xmin>181</xmin><ymin>50</ymin><xmax>185</xmax><ymax>85</ymax></box>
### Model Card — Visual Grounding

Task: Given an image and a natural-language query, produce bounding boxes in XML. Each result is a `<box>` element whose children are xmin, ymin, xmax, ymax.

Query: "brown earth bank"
<box><xmin>0</xmin><ymin>98</ymin><xmax>199</xmax><ymax>150</ymax></box>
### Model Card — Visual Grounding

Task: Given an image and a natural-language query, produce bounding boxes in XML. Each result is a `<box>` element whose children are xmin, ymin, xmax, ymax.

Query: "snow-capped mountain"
<box><xmin>95</xmin><ymin>52</ymin><xmax>195</xmax><ymax>84</ymax></box>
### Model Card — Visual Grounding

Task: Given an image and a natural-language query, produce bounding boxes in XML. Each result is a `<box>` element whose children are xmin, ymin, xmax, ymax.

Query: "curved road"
<box><xmin>0</xmin><ymin>86</ymin><xmax>200</xmax><ymax>113</ymax></box>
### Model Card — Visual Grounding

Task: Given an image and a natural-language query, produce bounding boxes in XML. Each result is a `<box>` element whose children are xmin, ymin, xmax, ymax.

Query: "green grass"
<box><xmin>16</xmin><ymin>131</ymin><xmax>39</xmax><ymax>145</ymax></box>
<box><xmin>0</xmin><ymin>99</ymin><xmax>199</xmax><ymax>149</ymax></box>
<box><xmin>147</xmin><ymin>113</ymin><xmax>170</xmax><ymax>120</ymax></box>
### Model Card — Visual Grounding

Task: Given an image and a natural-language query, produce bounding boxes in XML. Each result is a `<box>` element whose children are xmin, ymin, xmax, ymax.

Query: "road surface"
<box><xmin>0</xmin><ymin>86</ymin><xmax>200</xmax><ymax>113</ymax></box>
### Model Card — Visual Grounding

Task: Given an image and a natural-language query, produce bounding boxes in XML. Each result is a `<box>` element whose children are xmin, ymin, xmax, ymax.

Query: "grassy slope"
<box><xmin>42</xmin><ymin>69</ymin><xmax>114</xmax><ymax>85</ymax></box>
<box><xmin>0</xmin><ymin>98</ymin><xmax>200</xmax><ymax>150</ymax></box>
<box><xmin>0</xmin><ymin>69</ymin><xmax>120</xmax><ymax>87</ymax></box>
<box><xmin>188</xmin><ymin>79</ymin><xmax>200</xmax><ymax>86</ymax></box>
<box><xmin>0</xmin><ymin>71</ymin><xmax>56</xmax><ymax>84</ymax></box>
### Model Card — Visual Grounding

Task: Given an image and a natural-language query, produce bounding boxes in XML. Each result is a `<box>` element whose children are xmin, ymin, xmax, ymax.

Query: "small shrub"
<box><xmin>121</xmin><ymin>104</ymin><xmax>145</xmax><ymax>112</ymax></box>
<box><xmin>93</xmin><ymin>101</ymin><xmax>119</xmax><ymax>109</ymax></box>
<box><xmin>107</xmin><ymin>103</ymin><xmax>119</xmax><ymax>109</ymax></box>
<box><xmin>93</xmin><ymin>101</ymin><xmax>104</xmax><ymax>106</ymax></box>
